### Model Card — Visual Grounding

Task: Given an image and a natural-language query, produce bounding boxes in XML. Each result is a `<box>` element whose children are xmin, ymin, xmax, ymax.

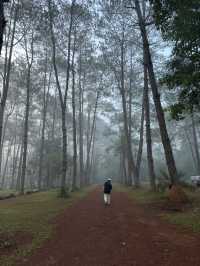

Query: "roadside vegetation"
<box><xmin>164</xmin><ymin>190</ymin><xmax>200</xmax><ymax>233</ymax></box>
<box><xmin>0</xmin><ymin>0</ymin><xmax>199</xmax><ymax>263</ymax></box>
<box><xmin>0</xmin><ymin>188</ymin><xmax>91</xmax><ymax>266</ymax></box>
<box><xmin>116</xmin><ymin>184</ymin><xmax>200</xmax><ymax>233</ymax></box>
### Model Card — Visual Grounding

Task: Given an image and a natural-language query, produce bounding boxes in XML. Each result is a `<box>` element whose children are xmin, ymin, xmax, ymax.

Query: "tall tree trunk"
<box><xmin>0</xmin><ymin>109</ymin><xmax>13</xmax><ymax>184</ymax></box>
<box><xmin>135</xmin><ymin>0</ymin><xmax>178</xmax><ymax>184</ymax></box>
<box><xmin>10</xmin><ymin>136</ymin><xmax>16</xmax><ymax>189</ymax></box>
<box><xmin>128</xmin><ymin>72</ymin><xmax>132</xmax><ymax>141</ymax></box>
<box><xmin>85</xmin><ymin>105</ymin><xmax>91</xmax><ymax>185</ymax></box>
<box><xmin>48</xmin><ymin>0</ymin><xmax>66</xmax><ymax>194</ymax></box>
<box><xmin>136</xmin><ymin>93</ymin><xmax>145</xmax><ymax>178</ymax></box>
<box><xmin>121</xmin><ymin>134</ymin><xmax>127</xmax><ymax>184</ymax></box>
<box><xmin>71</xmin><ymin>36</ymin><xmax>77</xmax><ymax>190</ymax></box>
<box><xmin>191</xmin><ymin>113</ymin><xmax>200</xmax><ymax>174</ymax></box>
<box><xmin>46</xmin><ymin>91</ymin><xmax>57</xmax><ymax>189</ymax></box>
<box><xmin>38</xmin><ymin>59</ymin><xmax>51</xmax><ymax>190</ymax></box>
<box><xmin>0</xmin><ymin>2</ymin><xmax>17</xmax><ymax>177</ymax></box>
<box><xmin>119</xmin><ymin>39</ymin><xmax>139</xmax><ymax>187</ymax></box>
<box><xmin>48</xmin><ymin>0</ymin><xmax>75</xmax><ymax>196</ymax></box>
<box><xmin>78</xmin><ymin>48</ymin><xmax>84</xmax><ymax>187</ymax></box>
<box><xmin>119</xmin><ymin>151</ymin><xmax>123</xmax><ymax>183</ymax></box>
<box><xmin>20</xmin><ymin>27</ymin><xmax>34</xmax><ymax>194</ymax></box>
<box><xmin>21</xmin><ymin>67</ymin><xmax>31</xmax><ymax>194</ymax></box>
<box><xmin>9</xmin><ymin>115</ymin><xmax>18</xmax><ymax>189</ymax></box>
<box><xmin>16</xmin><ymin>141</ymin><xmax>22</xmax><ymax>190</ymax></box>
<box><xmin>85</xmin><ymin>90</ymin><xmax>100</xmax><ymax>184</ymax></box>
<box><xmin>144</xmin><ymin>61</ymin><xmax>156</xmax><ymax>191</ymax></box>
<box><xmin>10</xmin><ymin>139</ymin><xmax>20</xmax><ymax>189</ymax></box>
<box><xmin>0</xmin><ymin>0</ymin><xmax>8</xmax><ymax>56</ymax></box>
<box><xmin>89</xmin><ymin>121</ymin><xmax>96</xmax><ymax>183</ymax></box>
<box><xmin>184</xmin><ymin>128</ymin><xmax>198</xmax><ymax>172</ymax></box>
<box><xmin>62</xmin><ymin>0</ymin><xmax>76</xmax><ymax>192</ymax></box>
<box><xmin>51</xmin><ymin>91</ymin><xmax>57</xmax><ymax>141</ymax></box>
<box><xmin>60</xmin><ymin>107</ymin><xmax>67</xmax><ymax>193</ymax></box>
<box><xmin>1</xmin><ymin>137</ymin><xmax>13</xmax><ymax>188</ymax></box>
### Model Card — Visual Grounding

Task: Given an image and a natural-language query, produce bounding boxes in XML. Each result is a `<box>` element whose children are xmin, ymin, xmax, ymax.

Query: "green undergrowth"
<box><xmin>0</xmin><ymin>187</ymin><xmax>93</xmax><ymax>266</ymax></box>
<box><xmin>116</xmin><ymin>184</ymin><xmax>200</xmax><ymax>233</ymax></box>
<box><xmin>164</xmin><ymin>211</ymin><xmax>200</xmax><ymax>232</ymax></box>
<box><xmin>163</xmin><ymin>190</ymin><xmax>200</xmax><ymax>233</ymax></box>
<box><xmin>115</xmin><ymin>184</ymin><xmax>166</xmax><ymax>204</ymax></box>
<box><xmin>0</xmin><ymin>190</ymin><xmax>18</xmax><ymax>197</ymax></box>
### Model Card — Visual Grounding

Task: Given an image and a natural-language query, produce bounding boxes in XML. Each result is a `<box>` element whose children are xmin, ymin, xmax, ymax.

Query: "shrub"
<box><xmin>167</xmin><ymin>185</ymin><xmax>189</xmax><ymax>204</ymax></box>
<box><xmin>58</xmin><ymin>187</ymin><xmax>70</xmax><ymax>198</ymax></box>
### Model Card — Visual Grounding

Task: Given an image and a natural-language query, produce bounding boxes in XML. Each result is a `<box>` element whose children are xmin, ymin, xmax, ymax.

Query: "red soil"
<box><xmin>18</xmin><ymin>187</ymin><xmax>200</xmax><ymax>266</ymax></box>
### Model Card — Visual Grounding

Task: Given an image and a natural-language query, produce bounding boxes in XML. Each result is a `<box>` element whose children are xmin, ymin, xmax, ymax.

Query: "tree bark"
<box><xmin>128</xmin><ymin>71</ymin><xmax>132</xmax><ymax>141</ymax></box>
<box><xmin>136</xmin><ymin>93</ymin><xmax>145</xmax><ymax>178</ymax></box>
<box><xmin>48</xmin><ymin>0</ymin><xmax>75</xmax><ymax>196</ymax></box>
<box><xmin>0</xmin><ymin>2</ymin><xmax>17</xmax><ymax>178</ymax></box>
<box><xmin>135</xmin><ymin>0</ymin><xmax>178</xmax><ymax>184</ymax></box>
<box><xmin>71</xmin><ymin>35</ymin><xmax>77</xmax><ymax>190</ymax></box>
<box><xmin>144</xmin><ymin>61</ymin><xmax>156</xmax><ymax>191</ymax></box>
<box><xmin>38</xmin><ymin>57</ymin><xmax>51</xmax><ymax>190</ymax></box>
<box><xmin>1</xmin><ymin>137</ymin><xmax>13</xmax><ymax>188</ymax></box>
<box><xmin>16</xmin><ymin>140</ymin><xmax>23</xmax><ymax>191</ymax></box>
<box><xmin>0</xmin><ymin>108</ymin><xmax>13</xmax><ymax>184</ymax></box>
<box><xmin>10</xmin><ymin>138</ymin><xmax>20</xmax><ymax>189</ymax></box>
<box><xmin>0</xmin><ymin>0</ymin><xmax>9</xmax><ymax>56</ymax></box>
<box><xmin>78</xmin><ymin>47</ymin><xmax>84</xmax><ymax>187</ymax></box>
<box><xmin>184</xmin><ymin>127</ymin><xmax>198</xmax><ymax>172</ymax></box>
<box><xmin>121</xmin><ymin>134</ymin><xmax>128</xmax><ymax>184</ymax></box>
<box><xmin>191</xmin><ymin>113</ymin><xmax>200</xmax><ymax>174</ymax></box>
<box><xmin>119</xmin><ymin>39</ymin><xmax>139</xmax><ymax>187</ymax></box>
<box><xmin>20</xmin><ymin>31</ymin><xmax>34</xmax><ymax>194</ymax></box>
<box><xmin>85</xmin><ymin>90</ymin><xmax>100</xmax><ymax>184</ymax></box>
<box><xmin>20</xmin><ymin>66</ymin><xmax>31</xmax><ymax>194</ymax></box>
<box><xmin>88</xmin><ymin>121</ymin><xmax>96</xmax><ymax>183</ymax></box>
<box><xmin>85</xmin><ymin>105</ymin><xmax>91</xmax><ymax>185</ymax></box>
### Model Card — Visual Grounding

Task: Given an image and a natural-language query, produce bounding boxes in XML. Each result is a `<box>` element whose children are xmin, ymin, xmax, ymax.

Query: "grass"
<box><xmin>116</xmin><ymin>184</ymin><xmax>200</xmax><ymax>233</ymax></box>
<box><xmin>115</xmin><ymin>184</ymin><xmax>166</xmax><ymax>203</ymax></box>
<box><xmin>127</xmin><ymin>188</ymin><xmax>166</xmax><ymax>203</ymax></box>
<box><xmin>0</xmin><ymin>190</ymin><xmax>18</xmax><ymax>197</ymax></box>
<box><xmin>164</xmin><ymin>211</ymin><xmax>200</xmax><ymax>232</ymax></box>
<box><xmin>0</xmin><ymin>187</ymin><xmax>92</xmax><ymax>266</ymax></box>
<box><xmin>163</xmin><ymin>189</ymin><xmax>200</xmax><ymax>233</ymax></box>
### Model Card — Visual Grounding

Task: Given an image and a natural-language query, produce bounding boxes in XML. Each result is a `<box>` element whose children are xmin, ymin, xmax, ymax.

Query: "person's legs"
<box><xmin>107</xmin><ymin>194</ymin><xmax>111</xmax><ymax>205</ymax></box>
<box><xmin>104</xmin><ymin>193</ymin><xmax>107</xmax><ymax>204</ymax></box>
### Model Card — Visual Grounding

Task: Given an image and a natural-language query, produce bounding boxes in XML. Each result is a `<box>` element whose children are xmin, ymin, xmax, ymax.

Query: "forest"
<box><xmin>0</xmin><ymin>1</ymin><xmax>200</xmax><ymax>266</ymax></box>
<box><xmin>0</xmin><ymin>0</ymin><xmax>199</xmax><ymax>196</ymax></box>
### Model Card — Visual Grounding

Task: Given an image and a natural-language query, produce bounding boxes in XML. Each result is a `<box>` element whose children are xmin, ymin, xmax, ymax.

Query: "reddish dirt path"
<box><xmin>20</xmin><ymin>187</ymin><xmax>200</xmax><ymax>266</ymax></box>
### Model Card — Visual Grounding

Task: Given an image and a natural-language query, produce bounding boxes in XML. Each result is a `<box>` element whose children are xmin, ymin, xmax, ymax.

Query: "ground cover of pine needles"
<box><xmin>0</xmin><ymin>188</ymin><xmax>92</xmax><ymax>266</ymax></box>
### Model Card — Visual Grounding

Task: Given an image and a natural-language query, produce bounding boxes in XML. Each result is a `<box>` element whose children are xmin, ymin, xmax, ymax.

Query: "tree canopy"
<box><xmin>150</xmin><ymin>0</ymin><xmax>200</xmax><ymax>118</ymax></box>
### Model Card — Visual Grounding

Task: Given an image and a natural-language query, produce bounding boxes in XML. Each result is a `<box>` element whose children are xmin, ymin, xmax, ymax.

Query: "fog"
<box><xmin>0</xmin><ymin>0</ymin><xmax>199</xmax><ymax>194</ymax></box>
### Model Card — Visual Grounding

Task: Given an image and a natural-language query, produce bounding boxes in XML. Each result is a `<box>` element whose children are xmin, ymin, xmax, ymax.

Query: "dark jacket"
<box><xmin>104</xmin><ymin>181</ymin><xmax>112</xmax><ymax>194</ymax></box>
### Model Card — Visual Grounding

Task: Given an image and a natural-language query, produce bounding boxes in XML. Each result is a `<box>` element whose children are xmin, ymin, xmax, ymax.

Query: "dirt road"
<box><xmin>19</xmin><ymin>187</ymin><xmax>200</xmax><ymax>266</ymax></box>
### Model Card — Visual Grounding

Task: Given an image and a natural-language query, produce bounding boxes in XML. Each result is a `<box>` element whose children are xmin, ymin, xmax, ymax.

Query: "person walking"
<box><xmin>103</xmin><ymin>178</ymin><xmax>112</xmax><ymax>205</ymax></box>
